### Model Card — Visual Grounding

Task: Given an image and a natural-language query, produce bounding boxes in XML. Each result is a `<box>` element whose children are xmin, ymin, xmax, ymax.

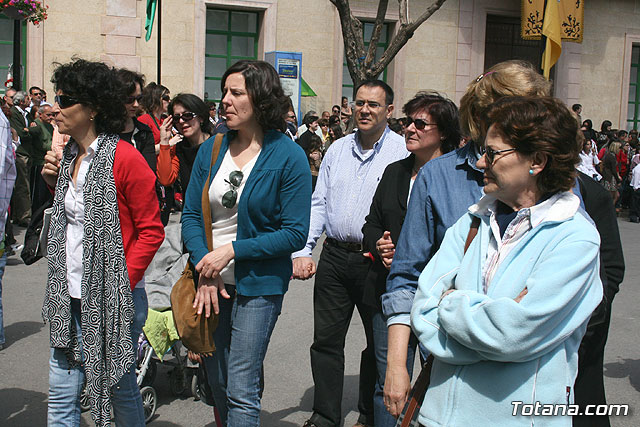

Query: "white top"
<box><xmin>577</xmin><ymin>151</ymin><xmax>601</xmax><ymax>181</ymax></box>
<box><xmin>65</xmin><ymin>139</ymin><xmax>98</xmax><ymax>299</ymax></box>
<box><xmin>630</xmin><ymin>163</ymin><xmax>640</xmax><ymax>190</ymax></box>
<box><xmin>65</xmin><ymin>138</ymin><xmax>145</xmax><ymax>298</ymax></box>
<box><xmin>209</xmin><ymin>149</ymin><xmax>260</xmax><ymax>284</ymax></box>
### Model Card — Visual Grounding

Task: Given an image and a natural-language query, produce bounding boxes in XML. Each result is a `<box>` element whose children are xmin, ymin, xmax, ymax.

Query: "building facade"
<box><xmin>5</xmin><ymin>0</ymin><xmax>640</xmax><ymax>130</ymax></box>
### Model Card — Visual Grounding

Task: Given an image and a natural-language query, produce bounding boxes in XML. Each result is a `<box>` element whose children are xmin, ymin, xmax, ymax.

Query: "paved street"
<box><xmin>1</xmin><ymin>216</ymin><xmax>638</xmax><ymax>426</ymax></box>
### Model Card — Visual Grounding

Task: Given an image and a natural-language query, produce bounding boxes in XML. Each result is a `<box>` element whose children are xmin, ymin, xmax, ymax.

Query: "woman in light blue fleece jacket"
<box><xmin>410</xmin><ymin>97</ymin><xmax>603</xmax><ymax>427</ymax></box>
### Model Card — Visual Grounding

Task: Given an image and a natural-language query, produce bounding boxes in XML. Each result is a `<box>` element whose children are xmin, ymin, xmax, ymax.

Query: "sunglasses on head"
<box><xmin>222</xmin><ymin>170</ymin><xmax>244</xmax><ymax>209</ymax></box>
<box><xmin>55</xmin><ymin>94</ymin><xmax>81</xmax><ymax>109</ymax></box>
<box><xmin>162</xmin><ymin>94</ymin><xmax>171</xmax><ymax>102</ymax></box>
<box><xmin>405</xmin><ymin>117</ymin><xmax>436</xmax><ymax>130</ymax></box>
<box><xmin>172</xmin><ymin>112</ymin><xmax>197</xmax><ymax>123</ymax></box>
<box><xmin>125</xmin><ymin>94</ymin><xmax>143</xmax><ymax>104</ymax></box>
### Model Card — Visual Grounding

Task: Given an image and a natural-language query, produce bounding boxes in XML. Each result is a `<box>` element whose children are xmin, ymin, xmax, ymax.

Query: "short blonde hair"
<box><xmin>459</xmin><ymin>60</ymin><xmax>552</xmax><ymax>142</ymax></box>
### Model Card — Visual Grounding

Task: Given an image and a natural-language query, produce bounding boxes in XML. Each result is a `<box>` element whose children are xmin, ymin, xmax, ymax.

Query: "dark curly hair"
<box><xmin>221</xmin><ymin>60</ymin><xmax>289</xmax><ymax>132</ymax></box>
<box><xmin>403</xmin><ymin>91</ymin><xmax>461</xmax><ymax>154</ymax></box>
<box><xmin>168</xmin><ymin>93</ymin><xmax>212</xmax><ymax>135</ymax></box>
<box><xmin>485</xmin><ymin>96</ymin><xmax>580</xmax><ymax>194</ymax></box>
<box><xmin>51</xmin><ymin>58</ymin><xmax>127</xmax><ymax>135</ymax></box>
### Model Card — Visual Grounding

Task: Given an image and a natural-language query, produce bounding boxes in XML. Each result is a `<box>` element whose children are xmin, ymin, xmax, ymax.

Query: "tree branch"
<box><xmin>368</xmin><ymin>0</ymin><xmax>447</xmax><ymax>78</ymax></box>
<box><xmin>363</xmin><ymin>0</ymin><xmax>389</xmax><ymax>70</ymax></box>
<box><xmin>406</xmin><ymin>0</ymin><xmax>446</xmax><ymax>33</ymax></box>
<box><xmin>398</xmin><ymin>0</ymin><xmax>408</xmax><ymax>26</ymax></box>
<box><xmin>331</xmin><ymin>0</ymin><xmax>367</xmax><ymax>89</ymax></box>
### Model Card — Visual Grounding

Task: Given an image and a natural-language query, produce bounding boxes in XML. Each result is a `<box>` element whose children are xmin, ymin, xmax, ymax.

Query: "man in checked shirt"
<box><xmin>293</xmin><ymin>80</ymin><xmax>408</xmax><ymax>427</ymax></box>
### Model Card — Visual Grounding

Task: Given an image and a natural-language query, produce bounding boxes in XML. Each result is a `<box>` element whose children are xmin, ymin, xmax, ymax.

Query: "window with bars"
<box><xmin>627</xmin><ymin>45</ymin><xmax>640</xmax><ymax>130</ymax></box>
<box><xmin>204</xmin><ymin>9</ymin><xmax>259</xmax><ymax>103</ymax></box>
<box><xmin>342</xmin><ymin>22</ymin><xmax>390</xmax><ymax>102</ymax></box>
<box><xmin>0</xmin><ymin>16</ymin><xmax>26</xmax><ymax>95</ymax></box>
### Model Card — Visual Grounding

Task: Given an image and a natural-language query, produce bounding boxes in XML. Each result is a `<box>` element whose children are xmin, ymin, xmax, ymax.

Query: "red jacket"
<box><xmin>114</xmin><ymin>140</ymin><xmax>165</xmax><ymax>289</ymax></box>
<box><xmin>616</xmin><ymin>150</ymin><xmax>629</xmax><ymax>178</ymax></box>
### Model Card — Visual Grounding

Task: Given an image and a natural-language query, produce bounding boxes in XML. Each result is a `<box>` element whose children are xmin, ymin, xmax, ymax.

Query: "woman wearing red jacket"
<box><xmin>41</xmin><ymin>59</ymin><xmax>164</xmax><ymax>427</ymax></box>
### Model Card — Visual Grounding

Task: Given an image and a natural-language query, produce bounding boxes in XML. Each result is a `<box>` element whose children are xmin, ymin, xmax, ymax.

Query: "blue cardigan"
<box><xmin>181</xmin><ymin>130</ymin><xmax>311</xmax><ymax>296</ymax></box>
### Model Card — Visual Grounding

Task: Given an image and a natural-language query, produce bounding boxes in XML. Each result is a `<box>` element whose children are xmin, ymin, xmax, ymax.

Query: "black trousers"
<box><xmin>573</xmin><ymin>304</ymin><xmax>613</xmax><ymax>427</ymax></box>
<box><xmin>309</xmin><ymin>241</ymin><xmax>376</xmax><ymax>427</ymax></box>
<box><xmin>629</xmin><ymin>188</ymin><xmax>640</xmax><ymax>221</ymax></box>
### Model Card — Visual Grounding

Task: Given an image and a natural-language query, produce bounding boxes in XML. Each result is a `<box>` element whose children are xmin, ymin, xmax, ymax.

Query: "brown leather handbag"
<box><xmin>396</xmin><ymin>216</ymin><xmax>481</xmax><ymax>427</ymax></box>
<box><xmin>170</xmin><ymin>133</ymin><xmax>224</xmax><ymax>355</ymax></box>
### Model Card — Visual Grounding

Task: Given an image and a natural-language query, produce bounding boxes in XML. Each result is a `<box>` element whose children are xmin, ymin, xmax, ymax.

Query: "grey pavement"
<box><xmin>0</xmin><ymin>216</ymin><xmax>638</xmax><ymax>426</ymax></box>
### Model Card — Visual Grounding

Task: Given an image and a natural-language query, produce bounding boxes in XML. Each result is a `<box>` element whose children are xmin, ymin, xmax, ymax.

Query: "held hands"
<box><xmin>292</xmin><ymin>257</ymin><xmax>316</xmax><ymax>280</ymax></box>
<box><xmin>42</xmin><ymin>150</ymin><xmax>61</xmax><ymax>188</ymax></box>
<box><xmin>195</xmin><ymin>243</ymin><xmax>235</xmax><ymax>279</ymax></box>
<box><xmin>376</xmin><ymin>231</ymin><xmax>395</xmax><ymax>269</ymax></box>
<box><xmin>193</xmin><ymin>274</ymin><xmax>230</xmax><ymax>317</ymax></box>
<box><xmin>384</xmin><ymin>364</ymin><xmax>411</xmax><ymax>418</ymax></box>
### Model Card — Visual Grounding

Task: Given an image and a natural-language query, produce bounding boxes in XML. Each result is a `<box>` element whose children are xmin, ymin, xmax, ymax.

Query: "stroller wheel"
<box><xmin>140</xmin><ymin>386</ymin><xmax>157</xmax><ymax>423</ymax></box>
<box><xmin>80</xmin><ymin>380</ymin><xmax>91</xmax><ymax>412</ymax></box>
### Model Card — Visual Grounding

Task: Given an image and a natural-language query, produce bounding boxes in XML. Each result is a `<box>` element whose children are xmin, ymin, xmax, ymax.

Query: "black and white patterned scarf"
<box><xmin>42</xmin><ymin>133</ymin><xmax>135</xmax><ymax>426</ymax></box>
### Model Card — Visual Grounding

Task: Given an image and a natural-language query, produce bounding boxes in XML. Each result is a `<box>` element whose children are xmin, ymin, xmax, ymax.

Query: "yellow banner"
<box><xmin>522</xmin><ymin>0</ymin><xmax>584</xmax><ymax>43</ymax></box>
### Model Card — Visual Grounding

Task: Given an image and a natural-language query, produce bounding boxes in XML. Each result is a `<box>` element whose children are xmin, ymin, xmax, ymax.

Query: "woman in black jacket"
<box><xmin>361</xmin><ymin>91</ymin><xmax>461</xmax><ymax>427</ymax></box>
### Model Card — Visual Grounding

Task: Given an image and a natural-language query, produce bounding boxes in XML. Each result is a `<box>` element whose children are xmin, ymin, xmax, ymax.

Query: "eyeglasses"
<box><xmin>172</xmin><ymin>112</ymin><xmax>197</xmax><ymax>123</ymax></box>
<box><xmin>405</xmin><ymin>117</ymin><xmax>436</xmax><ymax>130</ymax></box>
<box><xmin>354</xmin><ymin>100</ymin><xmax>385</xmax><ymax>109</ymax></box>
<box><xmin>55</xmin><ymin>94</ymin><xmax>81</xmax><ymax>109</ymax></box>
<box><xmin>162</xmin><ymin>94</ymin><xmax>171</xmax><ymax>102</ymax></box>
<box><xmin>222</xmin><ymin>170</ymin><xmax>244</xmax><ymax>209</ymax></box>
<box><xmin>481</xmin><ymin>146</ymin><xmax>517</xmax><ymax>163</ymax></box>
<box><xmin>125</xmin><ymin>94</ymin><xmax>143</xmax><ymax>104</ymax></box>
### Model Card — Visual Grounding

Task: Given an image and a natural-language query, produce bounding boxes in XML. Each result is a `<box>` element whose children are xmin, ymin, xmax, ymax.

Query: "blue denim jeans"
<box><xmin>0</xmin><ymin>253</ymin><xmax>6</xmax><ymax>346</ymax></box>
<box><xmin>204</xmin><ymin>286</ymin><xmax>283</xmax><ymax>427</ymax></box>
<box><xmin>47</xmin><ymin>287</ymin><xmax>148</xmax><ymax>427</ymax></box>
<box><xmin>372</xmin><ymin>310</ymin><xmax>418</xmax><ymax>427</ymax></box>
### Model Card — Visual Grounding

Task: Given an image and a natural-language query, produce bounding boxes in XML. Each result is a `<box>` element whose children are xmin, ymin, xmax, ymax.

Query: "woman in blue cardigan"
<box><xmin>181</xmin><ymin>60</ymin><xmax>311</xmax><ymax>426</ymax></box>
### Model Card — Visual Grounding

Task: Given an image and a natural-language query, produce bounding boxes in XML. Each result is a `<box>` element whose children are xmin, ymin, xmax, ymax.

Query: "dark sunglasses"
<box><xmin>222</xmin><ymin>170</ymin><xmax>244</xmax><ymax>209</ymax></box>
<box><xmin>480</xmin><ymin>146</ymin><xmax>517</xmax><ymax>164</ymax></box>
<box><xmin>172</xmin><ymin>112</ymin><xmax>197</xmax><ymax>123</ymax></box>
<box><xmin>31</xmin><ymin>92</ymin><xmax>43</xmax><ymax>97</ymax></box>
<box><xmin>405</xmin><ymin>117</ymin><xmax>436</xmax><ymax>130</ymax></box>
<box><xmin>55</xmin><ymin>94</ymin><xmax>81</xmax><ymax>109</ymax></box>
<box><xmin>161</xmin><ymin>94</ymin><xmax>171</xmax><ymax>102</ymax></box>
<box><xmin>125</xmin><ymin>94</ymin><xmax>143</xmax><ymax>104</ymax></box>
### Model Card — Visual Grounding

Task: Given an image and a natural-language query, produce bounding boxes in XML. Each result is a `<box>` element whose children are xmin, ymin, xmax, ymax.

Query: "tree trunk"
<box><xmin>332</xmin><ymin>0</ymin><xmax>448</xmax><ymax>98</ymax></box>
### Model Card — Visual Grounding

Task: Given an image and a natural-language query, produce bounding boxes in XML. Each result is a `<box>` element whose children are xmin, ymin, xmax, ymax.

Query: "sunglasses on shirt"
<box><xmin>55</xmin><ymin>94</ymin><xmax>81</xmax><ymax>109</ymax></box>
<box><xmin>172</xmin><ymin>112</ymin><xmax>197</xmax><ymax>123</ymax></box>
<box><xmin>222</xmin><ymin>170</ymin><xmax>244</xmax><ymax>209</ymax></box>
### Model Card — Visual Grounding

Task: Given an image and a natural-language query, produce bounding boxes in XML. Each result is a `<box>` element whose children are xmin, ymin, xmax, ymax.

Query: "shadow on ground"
<box><xmin>604</xmin><ymin>358</ymin><xmax>640</xmax><ymax>392</ymax></box>
<box><xmin>0</xmin><ymin>387</ymin><xmax>50</xmax><ymax>426</ymax></box>
<box><xmin>3</xmin><ymin>321</ymin><xmax>44</xmax><ymax>348</ymax></box>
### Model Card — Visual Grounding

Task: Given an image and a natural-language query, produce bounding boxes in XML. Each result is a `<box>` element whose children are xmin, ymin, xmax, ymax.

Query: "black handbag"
<box><xmin>20</xmin><ymin>197</ymin><xmax>53</xmax><ymax>265</ymax></box>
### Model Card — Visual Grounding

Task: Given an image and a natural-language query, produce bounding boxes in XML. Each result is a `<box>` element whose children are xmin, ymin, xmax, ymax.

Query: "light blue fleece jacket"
<box><xmin>410</xmin><ymin>192</ymin><xmax>603</xmax><ymax>427</ymax></box>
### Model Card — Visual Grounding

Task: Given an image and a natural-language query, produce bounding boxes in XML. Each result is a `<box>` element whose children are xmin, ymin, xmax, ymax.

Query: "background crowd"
<box><xmin>0</xmin><ymin>57</ymin><xmax>627</xmax><ymax>427</ymax></box>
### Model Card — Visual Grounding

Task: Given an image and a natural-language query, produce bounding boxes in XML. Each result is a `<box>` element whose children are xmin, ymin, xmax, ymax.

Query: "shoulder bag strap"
<box><xmin>399</xmin><ymin>215</ymin><xmax>481</xmax><ymax>427</ymax></box>
<box><xmin>463</xmin><ymin>216</ymin><xmax>481</xmax><ymax>254</ymax></box>
<box><xmin>201</xmin><ymin>133</ymin><xmax>224</xmax><ymax>252</ymax></box>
